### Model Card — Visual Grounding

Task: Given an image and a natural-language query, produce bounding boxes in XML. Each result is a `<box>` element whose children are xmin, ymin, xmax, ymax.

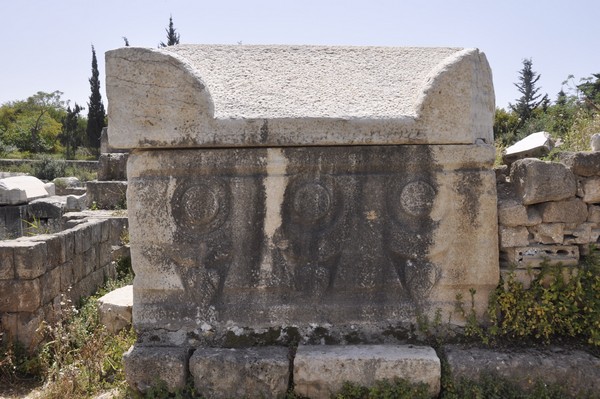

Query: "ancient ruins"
<box><xmin>105</xmin><ymin>44</ymin><xmax>499</xmax><ymax>395</ymax></box>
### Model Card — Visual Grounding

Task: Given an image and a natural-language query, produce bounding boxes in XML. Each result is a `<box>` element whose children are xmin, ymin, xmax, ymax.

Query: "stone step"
<box><xmin>97</xmin><ymin>284</ymin><xmax>133</xmax><ymax>333</ymax></box>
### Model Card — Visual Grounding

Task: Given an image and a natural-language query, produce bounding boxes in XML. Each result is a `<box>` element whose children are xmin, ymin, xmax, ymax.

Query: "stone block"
<box><xmin>444</xmin><ymin>345</ymin><xmax>600</xmax><ymax>397</ymax></box>
<box><xmin>73</xmin><ymin>223</ymin><xmax>92</xmax><ymax>254</ymax></box>
<box><xmin>28</xmin><ymin>234</ymin><xmax>64</xmax><ymax>269</ymax></box>
<box><xmin>577</xmin><ymin>176</ymin><xmax>600</xmax><ymax>203</ymax></box>
<box><xmin>98</xmin><ymin>285</ymin><xmax>133</xmax><ymax>334</ymax></box>
<box><xmin>98</xmin><ymin>153</ymin><xmax>128</xmax><ymax>181</ymax></box>
<box><xmin>0</xmin><ymin>204</ymin><xmax>27</xmax><ymax>239</ymax></box>
<box><xmin>41</xmin><ymin>265</ymin><xmax>61</xmax><ymax>304</ymax></box>
<box><xmin>65</xmin><ymin>193</ymin><xmax>87</xmax><ymax>212</ymax></box>
<box><xmin>0</xmin><ymin>243</ymin><xmax>14</xmax><ymax>279</ymax></box>
<box><xmin>123</xmin><ymin>346</ymin><xmax>189</xmax><ymax>393</ymax></box>
<box><xmin>13</xmin><ymin>240</ymin><xmax>48</xmax><ymax>279</ymax></box>
<box><xmin>536</xmin><ymin>198</ymin><xmax>588</xmax><ymax>224</ymax></box>
<box><xmin>528</xmin><ymin>223</ymin><xmax>564</xmax><ymax>244</ymax></box>
<box><xmin>499</xmin><ymin>225</ymin><xmax>529</xmax><ymax>248</ymax></box>
<box><xmin>189</xmin><ymin>347</ymin><xmax>289</xmax><ymax>399</ymax></box>
<box><xmin>294</xmin><ymin>345</ymin><xmax>440</xmax><ymax>398</ymax></box>
<box><xmin>128</xmin><ymin>145</ymin><xmax>499</xmax><ymax>341</ymax></box>
<box><xmin>60</xmin><ymin>260</ymin><xmax>75</xmax><ymax>291</ymax></box>
<box><xmin>109</xmin><ymin>217</ymin><xmax>128</xmax><ymax>244</ymax></box>
<box><xmin>509</xmin><ymin>158</ymin><xmax>576</xmax><ymax>205</ymax></box>
<box><xmin>558</xmin><ymin>151</ymin><xmax>600</xmax><ymax>176</ymax></box>
<box><xmin>563</xmin><ymin>222</ymin><xmax>600</xmax><ymax>245</ymax></box>
<box><xmin>501</xmin><ymin>245</ymin><xmax>579</xmax><ymax>268</ymax></box>
<box><xmin>89</xmin><ymin>219</ymin><xmax>103</xmax><ymax>244</ymax></box>
<box><xmin>588</xmin><ymin>204</ymin><xmax>600</xmax><ymax>222</ymax></box>
<box><xmin>497</xmin><ymin>199</ymin><xmax>541</xmax><ymax>227</ymax></box>
<box><xmin>85</xmin><ymin>181</ymin><xmax>127</xmax><ymax>210</ymax></box>
<box><xmin>0</xmin><ymin>278</ymin><xmax>42</xmax><ymax>312</ymax></box>
<box><xmin>0</xmin><ymin>176</ymin><xmax>49</xmax><ymax>205</ymax></box>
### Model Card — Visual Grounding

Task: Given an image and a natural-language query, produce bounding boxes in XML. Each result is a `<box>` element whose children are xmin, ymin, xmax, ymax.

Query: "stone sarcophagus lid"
<box><xmin>106</xmin><ymin>45</ymin><xmax>498</xmax><ymax>390</ymax></box>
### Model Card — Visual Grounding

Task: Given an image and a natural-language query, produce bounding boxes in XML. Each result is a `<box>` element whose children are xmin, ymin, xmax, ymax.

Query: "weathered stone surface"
<box><xmin>592</xmin><ymin>133</ymin><xmax>600</xmax><ymax>151</ymax></box>
<box><xmin>0</xmin><ymin>176</ymin><xmax>49</xmax><ymax>205</ymax></box>
<box><xmin>128</xmin><ymin>145</ymin><xmax>498</xmax><ymax>345</ymax></box>
<box><xmin>497</xmin><ymin>199</ymin><xmax>541</xmax><ymax>227</ymax></box>
<box><xmin>499</xmin><ymin>268</ymin><xmax>540</xmax><ymax>289</ymax></box>
<box><xmin>123</xmin><ymin>346</ymin><xmax>189</xmax><ymax>392</ymax></box>
<box><xmin>106</xmin><ymin>46</ymin><xmax>494</xmax><ymax>149</ymax></box>
<box><xmin>0</xmin><ymin>278</ymin><xmax>42</xmax><ymax>312</ymax></box>
<box><xmin>86</xmin><ymin>181</ymin><xmax>127</xmax><ymax>209</ymax></box>
<box><xmin>563</xmin><ymin>222</ymin><xmax>600</xmax><ymax>245</ymax></box>
<box><xmin>510</xmin><ymin>158</ymin><xmax>576</xmax><ymax>205</ymax></box>
<box><xmin>528</xmin><ymin>223</ymin><xmax>564</xmax><ymax>244</ymax></box>
<box><xmin>100</xmin><ymin>127</ymin><xmax>127</xmax><ymax>154</ymax></box>
<box><xmin>502</xmin><ymin>131</ymin><xmax>553</xmax><ymax>165</ymax></box>
<box><xmin>501</xmin><ymin>245</ymin><xmax>579</xmax><ymax>268</ymax></box>
<box><xmin>13</xmin><ymin>240</ymin><xmax>47</xmax><ymax>279</ymax></box>
<box><xmin>97</xmin><ymin>285</ymin><xmax>133</xmax><ymax>333</ymax></box>
<box><xmin>65</xmin><ymin>193</ymin><xmax>87</xmax><ymax>212</ymax></box>
<box><xmin>498</xmin><ymin>225</ymin><xmax>529</xmax><ymax>248</ymax></box>
<box><xmin>589</xmin><ymin>204</ymin><xmax>600</xmax><ymax>222</ymax></box>
<box><xmin>294</xmin><ymin>345</ymin><xmax>440</xmax><ymax>398</ymax></box>
<box><xmin>28</xmin><ymin>196</ymin><xmax>66</xmax><ymax>219</ymax></box>
<box><xmin>559</xmin><ymin>151</ymin><xmax>600</xmax><ymax>176</ymax></box>
<box><xmin>98</xmin><ymin>153</ymin><xmax>128</xmax><ymax>181</ymax></box>
<box><xmin>536</xmin><ymin>197</ymin><xmax>588</xmax><ymax>224</ymax></box>
<box><xmin>0</xmin><ymin>243</ymin><xmax>14</xmax><ymax>279</ymax></box>
<box><xmin>445</xmin><ymin>345</ymin><xmax>600</xmax><ymax>397</ymax></box>
<box><xmin>577</xmin><ymin>176</ymin><xmax>600</xmax><ymax>203</ymax></box>
<box><xmin>189</xmin><ymin>347</ymin><xmax>289</xmax><ymax>399</ymax></box>
<box><xmin>0</xmin><ymin>204</ymin><xmax>27</xmax><ymax>239</ymax></box>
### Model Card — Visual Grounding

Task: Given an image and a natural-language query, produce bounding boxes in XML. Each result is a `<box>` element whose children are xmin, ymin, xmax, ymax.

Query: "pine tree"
<box><xmin>60</xmin><ymin>103</ymin><xmax>84</xmax><ymax>159</ymax></box>
<box><xmin>510</xmin><ymin>58</ymin><xmax>549</xmax><ymax>128</ymax></box>
<box><xmin>86</xmin><ymin>45</ymin><xmax>106</xmax><ymax>153</ymax></box>
<box><xmin>159</xmin><ymin>15</ymin><xmax>180</xmax><ymax>47</ymax></box>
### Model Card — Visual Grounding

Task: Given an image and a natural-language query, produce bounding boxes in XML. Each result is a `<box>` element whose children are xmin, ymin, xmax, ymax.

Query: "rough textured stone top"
<box><xmin>106</xmin><ymin>45</ymin><xmax>494</xmax><ymax>149</ymax></box>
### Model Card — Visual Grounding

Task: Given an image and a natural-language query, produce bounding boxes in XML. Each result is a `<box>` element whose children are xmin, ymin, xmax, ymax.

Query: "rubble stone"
<box><xmin>510</xmin><ymin>158</ymin><xmax>576</xmax><ymax>205</ymax></box>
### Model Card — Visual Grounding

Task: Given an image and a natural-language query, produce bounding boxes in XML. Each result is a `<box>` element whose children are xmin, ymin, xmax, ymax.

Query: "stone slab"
<box><xmin>123</xmin><ymin>345</ymin><xmax>189</xmax><ymax>393</ymax></box>
<box><xmin>293</xmin><ymin>345</ymin><xmax>440</xmax><ymax>398</ymax></box>
<box><xmin>501</xmin><ymin>245</ymin><xmax>579</xmax><ymax>268</ymax></box>
<box><xmin>106</xmin><ymin>45</ymin><xmax>494</xmax><ymax>149</ymax></box>
<box><xmin>0</xmin><ymin>176</ymin><xmax>49</xmax><ymax>205</ymax></box>
<box><xmin>98</xmin><ymin>285</ymin><xmax>133</xmax><ymax>334</ymax></box>
<box><xmin>559</xmin><ymin>151</ymin><xmax>600</xmax><ymax>176</ymax></box>
<box><xmin>445</xmin><ymin>345</ymin><xmax>600</xmax><ymax>397</ymax></box>
<box><xmin>127</xmin><ymin>145</ymin><xmax>498</xmax><ymax>345</ymax></box>
<box><xmin>189</xmin><ymin>347</ymin><xmax>289</xmax><ymax>399</ymax></box>
<box><xmin>28</xmin><ymin>196</ymin><xmax>67</xmax><ymax>219</ymax></box>
<box><xmin>502</xmin><ymin>131</ymin><xmax>553</xmax><ymax>164</ymax></box>
<box><xmin>536</xmin><ymin>197</ymin><xmax>588</xmax><ymax>224</ymax></box>
<box><xmin>85</xmin><ymin>181</ymin><xmax>127</xmax><ymax>210</ymax></box>
<box><xmin>98</xmin><ymin>153</ymin><xmax>128</xmax><ymax>181</ymax></box>
<box><xmin>509</xmin><ymin>158</ymin><xmax>576</xmax><ymax>205</ymax></box>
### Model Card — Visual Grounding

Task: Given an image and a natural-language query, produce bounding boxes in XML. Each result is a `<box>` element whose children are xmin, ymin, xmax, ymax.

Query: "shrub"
<box><xmin>33</xmin><ymin>156</ymin><xmax>66</xmax><ymax>181</ymax></box>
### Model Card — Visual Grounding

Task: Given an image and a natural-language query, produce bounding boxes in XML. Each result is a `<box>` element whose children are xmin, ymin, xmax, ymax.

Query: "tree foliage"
<box><xmin>159</xmin><ymin>15</ymin><xmax>180</xmax><ymax>47</ymax></box>
<box><xmin>509</xmin><ymin>58</ymin><xmax>548</xmax><ymax>129</ymax></box>
<box><xmin>86</xmin><ymin>45</ymin><xmax>106</xmax><ymax>154</ymax></box>
<box><xmin>60</xmin><ymin>103</ymin><xmax>84</xmax><ymax>159</ymax></box>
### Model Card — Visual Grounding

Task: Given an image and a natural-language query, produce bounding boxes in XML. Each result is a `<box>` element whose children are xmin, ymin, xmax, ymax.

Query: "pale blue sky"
<box><xmin>1</xmin><ymin>0</ymin><xmax>598</xmax><ymax>111</ymax></box>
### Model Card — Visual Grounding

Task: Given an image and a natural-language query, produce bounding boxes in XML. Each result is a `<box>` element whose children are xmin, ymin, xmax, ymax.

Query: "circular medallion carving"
<box><xmin>292</xmin><ymin>182</ymin><xmax>332</xmax><ymax>223</ymax></box>
<box><xmin>392</xmin><ymin>180</ymin><xmax>436</xmax><ymax>218</ymax></box>
<box><xmin>172</xmin><ymin>179</ymin><xmax>229</xmax><ymax>236</ymax></box>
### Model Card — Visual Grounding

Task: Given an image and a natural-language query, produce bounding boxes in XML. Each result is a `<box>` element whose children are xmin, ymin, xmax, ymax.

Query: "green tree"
<box><xmin>159</xmin><ymin>15</ymin><xmax>180</xmax><ymax>47</ymax></box>
<box><xmin>86</xmin><ymin>45</ymin><xmax>106</xmax><ymax>154</ymax></box>
<box><xmin>60</xmin><ymin>103</ymin><xmax>84</xmax><ymax>159</ymax></box>
<box><xmin>578</xmin><ymin>73</ymin><xmax>600</xmax><ymax>111</ymax></box>
<box><xmin>510</xmin><ymin>58</ymin><xmax>549</xmax><ymax>130</ymax></box>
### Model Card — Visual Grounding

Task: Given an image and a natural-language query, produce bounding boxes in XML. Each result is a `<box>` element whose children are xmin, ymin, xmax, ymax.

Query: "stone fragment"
<box><xmin>0</xmin><ymin>204</ymin><xmax>27</xmax><ymax>239</ymax></box>
<box><xmin>97</xmin><ymin>285</ymin><xmax>133</xmax><ymax>334</ymax></box>
<box><xmin>536</xmin><ymin>197</ymin><xmax>588</xmax><ymax>224</ymax></box>
<box><xmin>592</xmin><ymin>133</ymin><xmax>600</xmax><ymax>151</ymax></box>
<box><xmin>44</xmin><ymin>183</ymin><xmax>55</xmax><ymax>196</ymax></box>
<box><xmin>123</xmin><ymin>346</ymin><xmax>189</xmax><ymax>393</ymax></box>
<box><xmin>528</xmin><ymin>223</ymin><xmax>564</xmax><ymax>244</ymax></box>
<box><xmin>189</xmin><ymin>347</ymin><xmax>289</xmax><ymax>399</ymax></box>
<box><xmin>0</xmin><ymin>176</ymin><xmax>49</xmax><ymax>205</ymax></box>
<box><xmin>502</xmin><ymin>131</ymin><xmax>553</xmax><ymax>164</ymax></box>
<box><xmin>501</xmin><ymin>245</ymin><xmax>579</xmax><ymax>268</ymax></box>
<box><xmin>0</xmin><ymin>243</ymin><xmax>14</xmax><ymax>279</ymax></box>
<box><xmin>558</xmin><ymin>151</ymin><xmax>600</xmax><ymax>176</ymax></box>
<box><xmin>577</xmin><ymin>176</ymin><xmax>600</xmax><ymax>203</ymax></box>
<box><xmin>294</xmin><ymin>345</ymin><xmax>440</xmax><ymax>399</ymax></box>
<box><xmin>98</xmin><ymin>153</ymin><xmax>128</xmax><ymax>181</ymax></box>
<box><xmin>66</xmin><ymin>193</ymin><xmax>87</xmax><ymax>212</ymax></box>
<box><xmin>13</xmin><ymin>240</ymin><xmax>48</xmax><ymax>279</ymax></box>
<box><xmin>509</xmin><ymin>158</ymin><xmax>576</xmax><ymax>205</ymax></box>
<box><xmin>499</xmin><ymin>225</ymin><xmax>529</xmax><ymax>248</ymax></box>
<box><xmin>444</xmin><ymin>345</ymin><xmax>600</xmax><ymax>397</ymax></box>
<box><xmin>497</xmin><ymin>199</ymin><xmax>541</xmax><ymax>227</ymax></box>
<box><xmin>494</xmin><ymin>165</ymin><xmax>508</xmax><ymax>183</ymax></box>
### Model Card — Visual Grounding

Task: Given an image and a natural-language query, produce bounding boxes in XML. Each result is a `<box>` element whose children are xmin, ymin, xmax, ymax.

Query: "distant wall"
<box><xmin>0</xmin><ymin>159</ymin><xmax>98</xmax><ymax>172</ymax></box>
<box><xmin>0</xmin><ymin>214</ymin><xmax>128</xmax><ymax>351</ymax></box>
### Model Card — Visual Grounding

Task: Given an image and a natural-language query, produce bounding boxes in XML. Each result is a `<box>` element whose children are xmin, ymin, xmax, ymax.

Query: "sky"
<box><xmin>0</xmin><ymin>0</ymin><xmax>598</xmax><ymax>112</ymax></box>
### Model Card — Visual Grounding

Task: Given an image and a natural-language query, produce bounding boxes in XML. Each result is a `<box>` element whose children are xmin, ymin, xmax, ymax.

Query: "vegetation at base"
<box><xmin>0</xmin><ymin>257</ymin><xmax>135</xmax><ymax>399</ymax></box>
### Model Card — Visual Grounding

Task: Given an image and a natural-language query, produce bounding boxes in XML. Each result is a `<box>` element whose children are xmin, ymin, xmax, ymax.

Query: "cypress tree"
<box><xmin>160</xmin><ymin>15</ymin><xmax>180</xmax><ymax>47</ymax></box>
<box><xmin>86</xmin><ymin>45</ymin><xmax>106</xmax><ymax>153</ymax></box>
<box><xmin>510</xmin><ymin>58</ymin><xmax>548</xmax><ymax>128</ymax></box>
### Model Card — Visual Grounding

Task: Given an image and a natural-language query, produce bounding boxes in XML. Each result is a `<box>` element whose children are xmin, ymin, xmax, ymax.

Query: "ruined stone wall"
<box><xmin>0</xmin><ymin>213</ymin><xmax>128</xmax><ymax>350</ymax></box>
<box><xmin>497</xmin><ymin>152</ymin><xmax>600</xmax><ymax>285</ymax></box>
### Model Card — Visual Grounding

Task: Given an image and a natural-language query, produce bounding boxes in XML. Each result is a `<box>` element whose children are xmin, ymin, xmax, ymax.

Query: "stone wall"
<box><xmin>0</xmin><ymin>212</ymin><xmax>128</xmax><ymax>350</ymax></box>
<box><xmin>497</xmin><ymin>153</ymin><xmax>600</xmax><ymax>286</ymax></box>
